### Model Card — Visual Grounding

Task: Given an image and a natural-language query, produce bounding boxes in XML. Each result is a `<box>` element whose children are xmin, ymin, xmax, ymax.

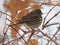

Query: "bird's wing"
<box><xmin>19</xmin><ymin>14</ymin><xmax>39</xmax><ymax>23</ymax></box>
<box><xmin>19</xmin><ymin>9</ymin><xmax>41</xmax><ymax>23</ymax></box>
<box><xmin>20</xmin><ymin>16</ymin><xmax>32</xmax><ymax>23</ymax></box>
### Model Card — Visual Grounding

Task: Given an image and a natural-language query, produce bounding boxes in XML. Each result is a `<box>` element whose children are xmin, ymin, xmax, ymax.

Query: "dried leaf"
<box><xmin>4</xmin><ymin>0</ymin><xmax>31</xmax><ymax>37</ymax></box>
<box><xmin>29</xmin><ymin>39</ymin><xmax>39</xmax><ymax>45</ymax></box>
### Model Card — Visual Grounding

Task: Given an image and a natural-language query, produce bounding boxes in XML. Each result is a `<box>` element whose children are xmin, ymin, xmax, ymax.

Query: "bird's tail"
<box><xmin>9</xmin><ymin>23</ymin><xmax>20</xmax><ymax>26</ymax></box>
<box><xmin>9</xmin><ymin>20</ymin><xmax>24</xmax><ymax>26</ymax></box>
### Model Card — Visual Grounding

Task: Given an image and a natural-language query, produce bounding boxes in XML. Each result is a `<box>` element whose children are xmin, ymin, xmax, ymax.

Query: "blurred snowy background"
<box><xmin>0</xmin><ymin>0</ymin><xmax>60</xmax><ymax>45</ymax></box>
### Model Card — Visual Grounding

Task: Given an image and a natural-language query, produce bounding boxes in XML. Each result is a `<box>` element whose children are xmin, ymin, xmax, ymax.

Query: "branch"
<box><xmin>38</xmin><ymin>29</ymin><xmax>59</xmax><ymax>45</ymax></box>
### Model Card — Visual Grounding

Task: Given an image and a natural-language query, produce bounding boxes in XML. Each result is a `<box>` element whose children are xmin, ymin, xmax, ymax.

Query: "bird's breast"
<box><xmin>25</xmin><ymin>16</ymin><xmax>42</xmax><ymax>29</ymax></box>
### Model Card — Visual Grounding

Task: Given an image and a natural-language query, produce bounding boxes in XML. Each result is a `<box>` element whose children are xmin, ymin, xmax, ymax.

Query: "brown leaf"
<box><xmin>29</xmin><ymin>39</ymin><xmax>39</xmax><ymax>45</ymax></box>
<box><xmin>4</xmin><ymin>0</ymin><xmax>31</xmax><ymax>37</ymax></box>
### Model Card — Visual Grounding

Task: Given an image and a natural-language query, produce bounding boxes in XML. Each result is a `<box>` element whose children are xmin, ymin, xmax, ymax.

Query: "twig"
<box><xmin>4</xmin><ymin>34</ymin><xmax>25</xmax><ymax>45</ymax></box>
<box><xmin>43</xmin><ymin>11</ymin><xmax>60</xmax><ymax>29</ymax></box>
<box><xmin>46</xmin><ymin>24</ymin><xmax>60</xmax><ymax>45</ymax></box>
<box><xmin>2</xmin><ymin>26</ymin><xmax>9</xmax><ymax>45</ymax></box>
<box><xmin>0</xmin><ymin>11</ymin><xmax>14</xmax><ymax>18</ymax></box>
<box><xmin>43</xmin><ymin>6</ymin><xmax>55</xmax><ymax>25</ymax></box>
<box><xmin>27</xmin><ymin>29</ymin><xmax>35</xmax><ymax>45</ymax></box>
<box><xmin>29</xmin><ymin>1</ymin><xmax>60</xmax><ymax>6</ymax></box>
<box><xmin>38</xmin><ymin>29</ymin><xmax>59</xmax><ymax>45</ymax></box>
<box><xmin>45</xmin><ymin>11</ymin><xmax>60</xmax><ymax>25</ymax></box>
<box><xmin>44</xmin><ymin>23</ymin><xmax>59</xmax><ymax>28</ymax></box>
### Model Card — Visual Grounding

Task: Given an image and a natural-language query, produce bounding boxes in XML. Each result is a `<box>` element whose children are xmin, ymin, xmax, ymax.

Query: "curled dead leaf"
<box><xmin>29</xmin><ymin>39</ymin><xmax>39</xmax><ymax>45</ymax></box>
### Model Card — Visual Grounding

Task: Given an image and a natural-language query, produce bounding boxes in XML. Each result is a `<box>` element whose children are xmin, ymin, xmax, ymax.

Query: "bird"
<box><xmin>9</xmin><ymin>9</ymin><xmax>43</xmax><ymax>29</ymax></box>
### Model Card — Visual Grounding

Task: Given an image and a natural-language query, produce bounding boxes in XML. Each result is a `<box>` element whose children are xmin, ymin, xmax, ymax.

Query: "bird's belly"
<box><xmin>25</xmin><ymin>18</ymin><xmax>42</xmax><ymax>29</ymax></box>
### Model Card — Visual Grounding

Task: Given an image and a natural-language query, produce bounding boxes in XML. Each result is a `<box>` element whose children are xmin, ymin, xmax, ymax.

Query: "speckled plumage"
<box><xmin>18</xmin><ymin>9</ymin><xmax>43</xmax><ymax>29</ymax></box>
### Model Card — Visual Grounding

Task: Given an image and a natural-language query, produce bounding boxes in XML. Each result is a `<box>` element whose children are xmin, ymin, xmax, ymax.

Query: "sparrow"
<box><xmin>9</xmin><ymin>9</ymin><xmax>43</xmax><ymax>29</ymax></box>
